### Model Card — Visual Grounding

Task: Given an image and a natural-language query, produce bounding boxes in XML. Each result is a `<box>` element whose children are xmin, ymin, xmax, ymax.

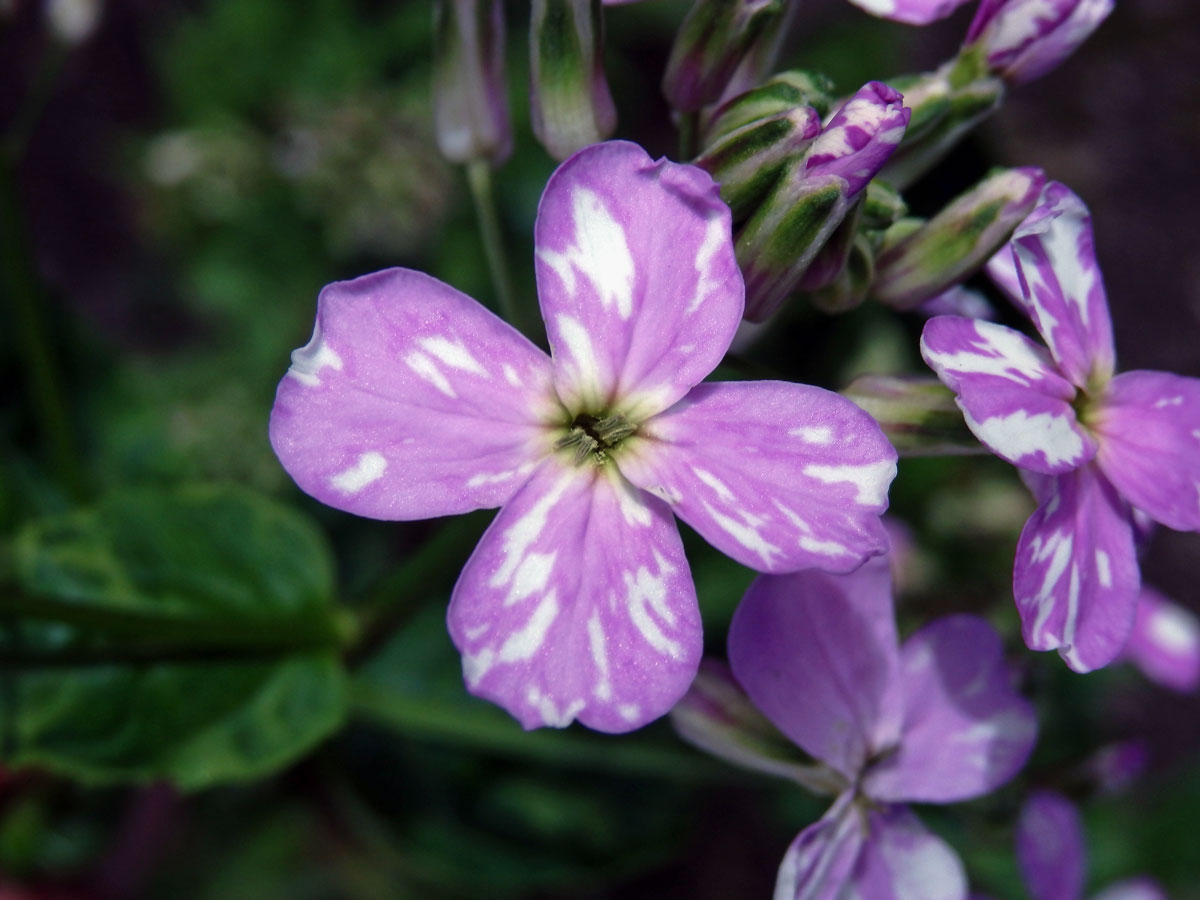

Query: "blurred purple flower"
<box><xmin>675</xmin><ymin>558</ymin><xmax>1037</xmax><ymax>898</ymax></box>
<box><xmin>1122</xmin><ymin>586</ymin><xmax>1200</xmax><ymax>692</ymax></box>
<box><xmin>270</xmin><ymin>141</ymin><xmax>896</xmax><ymax>732</ymax></box>
<box><xmin>921</xmin><ymin>182</ymin><xmax>1200</xmax><ymax>673</ymax></box>
<box><xmin>965</xmin><ymin>0</ymin><xmax>1114</xmax><ymax>85</ymax></box>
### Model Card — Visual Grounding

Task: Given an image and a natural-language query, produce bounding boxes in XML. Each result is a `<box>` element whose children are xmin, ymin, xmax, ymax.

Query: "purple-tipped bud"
<box><xmin>433</xmin><ymin>0</ymin><xmax>512</xmax><ymax>165</ymax></box>
<box><xmin>873</xmin><ymin>166</ymin><xmax>1045</xmax><ymax>309</ymax></box>
<box><xmin>805</xmin><ymin>82</ymin><xmax>911</xmax><ymax>199</ymax></box>
<box><xmin>662</xmin><ymin>0</ymin><xmax>786</xmax><ymax>113</ymax></box>
<box><xmin>530</xmin><ymin>0</ymin><xmax>617</xmax><ymax>161</ymax></box>
<box><xmin>842</xmin><ymin>375</ymin><xmax>989</xmax><ymax>456</ymax></box>
<box><xmin>693</xmin><ymin>105</ymin><xmax>823</xmax><ymax>222</ymax></box>
<box><xmin>965</xmin><ymin>0</ymin><xmax>1114</xmax><ymax>85</ymax></box>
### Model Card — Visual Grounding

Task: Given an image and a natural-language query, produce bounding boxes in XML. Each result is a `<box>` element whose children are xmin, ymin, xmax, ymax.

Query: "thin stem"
<box><xmin>465</xmin><ymin>159</ymin><xmax>522</xmax><ymax>331</ymax></box>
<box><xmin>677</xmin><ymin>109</ymin><xmax>701</xmax><ymax>161</ymax></box>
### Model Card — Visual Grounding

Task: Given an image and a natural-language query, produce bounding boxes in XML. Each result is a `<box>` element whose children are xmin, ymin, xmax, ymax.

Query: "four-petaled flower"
<box><xmin>270</xmin><ymin>141</ymin><xmax>897</xmax><ymax>732</ymax></box>
<box><xmin>921</xmin><ymin>182</ymin><xmax>1200</xmax><ymax>672</ymax></box>
<box><xmin>673</xmin><ymin>558</ymin><xmax>1038</xmax><ymax>899</ymax></box>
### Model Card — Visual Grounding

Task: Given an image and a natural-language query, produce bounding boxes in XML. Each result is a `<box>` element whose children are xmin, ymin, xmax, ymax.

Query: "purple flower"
<box><xmin>845</xmin><ymin>0</ymin><xmax>973</xmax><ymax>25</ymax></box>
<box><xmin>674</xmin><ymin>559</ymin><xmax>1037</xmax><ymax>898</ymax></box>
<box><xmin>270</xmin><ymin>141</ymin><xmax>897</xmax><ymax>732</ymax></box>
<box><xmin>1122</xmin><ymin>587</ymin><xmax>1200</xmax><ymax>693</ymax></box>
<box><xmin>1001</xmin><ymin>791</ymin><xmax>1168</xmax><ymax>900</ymax></box>
<box><xmin>921</xmin><ymin>182</ymin><xmax>1200</xmax><ymax>673</ymax></box>
<box><xmin>965</xmin><ymin>0</ymin><xmax>1114</xmax><ymax>85</ymax></box>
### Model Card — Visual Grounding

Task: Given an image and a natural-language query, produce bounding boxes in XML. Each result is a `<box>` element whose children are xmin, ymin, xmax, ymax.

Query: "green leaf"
<box><xmin>1</xmin><ymin>484</ymin><xmax>348</xmax><ymax>789</ymax></box>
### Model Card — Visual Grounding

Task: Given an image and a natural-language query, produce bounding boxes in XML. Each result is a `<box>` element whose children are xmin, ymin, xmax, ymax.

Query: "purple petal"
<box><xmin>844</xmin><ymin>0</ymin><xmax>973</xmax><ymax>25</ymax></box>
<box><xmin>918</xmin><ymin>285</ymin><xmax>998</xmax><ymax>321</ymax></box>
<box><xmin>1013</xmin><ymin>465</ymin><xmax>1140</xmax><ymax>672</ymax></box>
<box><xmin>1007</xmin><ymin>182</ymin><xmax>1115</xmax><ymax>389</ymax></box>
<box><xmin>864</xmin><ymin>616</ymin><xmax>1037</xmax><ymax>804</ymax></box>
<box><xmin>1093</xmin><ymin>369</ymin><xmax>1200</xmax><ymax>532</ymax></box>
<box><xmin>1016</xmin><ymin>790</ymin><xmax>1086</xmax><ymax>900</ymax></box>
<box><xmin>671</xmin><ymin>659</ymin><xmax>849</xmax><ymax>792</ymax></box>
<box><xmin>447</xmin><ymin>458</ymin><xmax>701</xmax><ymax>732</ymax></box>
<box><xmin>1090</xmin><ymin>878</ymin><xmax>1170</xmax><ymax>900</ymax></box>
<box><xmin>805</xmin><ymin>82</ymin><xmax>911</xmax><ymax>199</ymax></box>
<box><xmin>269</xmin><ymin>268</ymin><xmax>556</xmax><ymax>520</ymax></box>
<box><xmin>846</xmin><ymin>805</ymin><xmax>968</xmax><ymax>900</ymax></box>
<box><xmin>773</xmin><ymin>793</ymin><xmax>865</xmax><ymax>900</ymax></box>
<box><xmin>968</xmin><ymin>0</ymin><xmax>1114</xmax><ymax>86</ymax></box>
<box><xmin>534</xmin><ymin>141</ymin><xmax>743</xmax><ymax>421</ymax></box>
<box><xmin>728</xmin><ymin>559</ymin><xmax>903</xmax><ymax>778</ymax></box>
<box><xmin>1123</xmin><ymin>587</ymin><xmax>1200</xmax><ymax>693</ymax></box>
<box><xmin>921</xmin><ymin>316</ymin><xmax>1097</xmax><ymax>474</ymax></box>
<box><xmin>617</xmin><ymin>381</ymin><xmax>896</xmax><ymax>573</ymax></box>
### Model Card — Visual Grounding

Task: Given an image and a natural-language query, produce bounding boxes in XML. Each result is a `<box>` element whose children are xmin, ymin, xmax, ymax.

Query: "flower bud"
<box><xmin>693</xmin><ymin>105</ymin><xmax>822</xmax><ymax>222</ymax></box>
<box><xmin>873</xmin><ymin>166</ymin><xmax>1045</xmax><ymax>309</ymax></box>
<box><xmin>796</xmin><ymin>198</ymin><xmax>864</xmax><ymax>293</ymax></box>
<box><xmin>662</xmin><ymin>0</ymin><xmax>786</xmax><ymax>113</ymax></box>
<box><xmin>46</xmin><ymin>0</ymin><xmax>102</xmax><ymax>45</ymax></box>
<box><xmin>702</xmin><ymin>70</ymin><xmax>835</xmax><ymax>148</ymax></box>
<box><xmin>810</xmin><ymin>233</ymin><xmax>875</xmax><ymax>314</ymax></box>
<box><xmin>841</xmin><ymin>375</ymin><xmax>987</xmax><ymax>456</ymax></box>
<box><xmin>530</xmin><ymin>0</ymin><xmax>617</xmax><ymax>161</ymax></box>
<box><xmin>966</xmin><ymin>0</ymin><xmax>1113</xmax><ymax>85</ymax></box>
<box><xmin>861</xmin><ymin>180</ymin><xmax>908</xmax><ymax>231</ymax></box>
<box><xmin>844</xmin><ymin>0</ymin><xmax>972</xmax><ymax>25</ymax></box>
<box><xmin>736</xmin><ymin>83</ymin><xmax>909</xmax><ymax>321</ymax></box>
<box><xmin>433</xmin><ymin>0</ymin><xmax>512</xmax><ymax>166</ymax></box>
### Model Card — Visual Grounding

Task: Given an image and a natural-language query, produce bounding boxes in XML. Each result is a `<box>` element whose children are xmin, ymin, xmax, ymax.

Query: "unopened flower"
<box><xmin>432</xmin><ymin>0</ymin><xmax>512</xmax><ymax>165</ymax></box>
<box><xmin>674</xmin><ymin>559</ymin><xmax>1037</xmax><ymax>898</ymax></box>
<box><xmin>921</xmin><ymin>182</ymin><xmax>1200</xmax><ymax>672</ymax></box>
<box><xmin>965</xmin><ymin>0</ymin><xmax>1114</xmax><ymax>85</ymax></box>
<box><xmin>271</xmin><ymin>141</ymin><xmax>896</xmax><ymax>732</ymax></box>
<box><xmin>844</xmin><ymin>0</ymin><xmax>972</xmax><ymax>25</ymax></box>
<box><xmin>1122</xmin><ymin>587</ymin><xmax>1200</xmax><ymax>693</ymax></box>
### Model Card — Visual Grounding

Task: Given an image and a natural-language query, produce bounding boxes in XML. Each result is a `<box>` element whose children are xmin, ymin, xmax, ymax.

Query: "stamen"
<box><xmin>554</xmin><ymin>412</ymin><xmax>637</xmax><ymax>465</ymax></box>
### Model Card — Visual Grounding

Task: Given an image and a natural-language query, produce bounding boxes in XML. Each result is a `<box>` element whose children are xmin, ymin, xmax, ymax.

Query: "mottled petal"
<box><xmin>728</xmin><ymin>559</ymin><xmax>903</xmax><ymax>778</ymax></box>
<box><xmin>1007</xmin><ymin>182</ymin><xmax>1115</xmax><ymax>388</ymax></box>
<box><xmin>847</xmin><ymin>806</ymin><xmax>968</xmax><ymax>900</ymax></box>
<box><xmin>844</xmin><ymin>0</ymin><xmax>973</xmax><ymax>25</ymax></box>
<box><xmin>1093</xmin><ymin>369</ymin><xmax>1200</xmax><ymax>532</ymax></box>
<box><xmin>968</xmin><ymin>0</ymin><xmax>1114</xmax><ymax>86</ymax></box>
<box><xmin>805</xmin><ymin>82</ymin><xmax>910</xmax><ymax>199</ymax></box>
<box><xmin>1091</xmin><ymin>879</ymin><xmax>1169</xmax><ymax>900</ymax></box>
<box><xmin>1123</xmin><ymin>587</ymin><xmax>1200</xmax><ymax>693</ymax></box>
<box><xmin>921</xmin><ymin>316</ymin><xmax>1097</xmax><ymax>474</ymax></box>
<box><xmin>918</xmin><ymin>284</ymin><xmax>997</xmax><ymax>321</ymax></box>
<box><xmin>865</xmin><ymin>616</ymin><xmax>1037</xmax><ymax>803</ymax></box>
<box><xmin>1013</xmin><ymin>466</ymin><xmax>1139</xmax><ymax>672</ymax></box>
<box><xmin>618</xmin><ymin>381</ymin><xmax>896</xmax><ymax>573</ymax></box>
<box><xmin>774</xmin><ymin>793</ymin><xmax>865</xmax><ymax>900</ymax></box>
<box><xmin>448</xmin><ymin>458</ymin><xmax>701</xmax><ymax>732</ymax></box>
<box><xmin>671</xmin><ymin>659</ymin><xmax>850</xmax><ymax>793</ymax></box>
<box><xmin>535</xmin><ymin>141</ymin><xmax>743</xmax><ymax>420</ymax></box>
<box><xmin>1016</xmin><ymin>790</ymin><xmax>1086</xmax><ymax>900</ymax></box>
<box><xmin>270</xmin><ymin>268</ymin><xmax>556</xmax><ymax>520</ymax></box>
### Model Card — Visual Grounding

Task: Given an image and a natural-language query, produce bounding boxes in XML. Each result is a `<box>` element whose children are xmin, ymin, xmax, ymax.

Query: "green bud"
<box><xmin>433</xmin><ymin>0</ymin><xmax>512</xmax><ymax>165</ymax></box>
<box><xmin>873</xmin><ymin>166</ymin><xmax>1046</xmax><ymax>309</ymax></box>
<box><xmin>702</xmin><ymin>69</ymin><xmax>836</xmax><ymax>146</ymax></box>
<box><xmin>861</xmin><ymin>181</ymin><xmax>908</xmax><ymax>231</ymax></box>
<box><xmin>810</xmin><ymin>234</ymin><xmax>875</xmax><ymax>314</ymax></box>
<box><xmin>841</xmin><ymin>375</ymin><xmax>987</xmax><ymax>457</ymax></box>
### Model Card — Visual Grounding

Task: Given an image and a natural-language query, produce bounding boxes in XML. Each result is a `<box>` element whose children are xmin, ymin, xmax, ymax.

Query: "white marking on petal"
<box><xmin>626</xmin><ymin>556</ymin><xmax>683</xmax><ymax>659</ymax></box>
<box><xmin>789</xmin><ymin>425</ymin><xmax>834</xmax><ymax>444</ymax></box>
<box><xmin>417</xmin><ymin>336</ymin><xmax>487</xmax><ymax>375</ymax></box>
<box><xmin>464</xmin><ymin>623</ymin><xmax>490</xmax><ymax>641</ymax></box>
<box><xmin>330</xmin><ymin>451</ymin><xmax>387</xmax><ymax>493</ymax></box>
<box><xmin>1028</xmin><ymin>530</ymin><xmax>1073</xmax><ymax>641</ymax></box>
<box><xmin>1154</xmin><ymin>395</ymin><xmax>1183</xmax><ymax>408</ymax></box>
<box><xmin>538</xmin><ymin>187</ymin><xmax>635</xmax><ymax>319</ymax></box>
<box><xmin>588</xmin><ymin>613</ymin><xmax>612</xmax><ymax>701</ymax></box>
<box><xmin>963</xmin><ymin>408</ymin><xmax>1085</xmax><ymax>469</ymax></box>
<box><xmin>802</xmin><ymin>459</ymin><xmax>895</xmax><ymax>507</ymax></box>
<box><xmin>693</xmin><ymin>467</ymin><xmax>735</xmax><ymax>501</ymax></box>
<box><xmin>1146</xmin><ymin>604</ymin><xmax>1199</xmax><ymax>654</ymax></box>
<box><xmin>688</xmin><ymin>215</ymin><xmax>728</xmax><ymax>314</ymax></box>
<box><xmin>703</xmin><ymin>502</ymin><xmax>781</xmax><ymax>566</ymax></box>
<box><xmin>924</xmin><ymin>323</ymin><xmax>1055</xmax><ymax>387</ymax></box>
<box><xmin>555</xmin><ymin>314</ymin><xmax>603</xmax><ymax>396</ymax></box>
<box><xmin>502</xmin><ymin>363</ymin><xmax>522</xmax><ymax>387</ymax></box>
<box><xmin>498</xmin><ymin>591</ymin><xmax>559</xmax><ymax>662</ymax></box>
<box><xmin>1037</xmin><ymin>210</ymin><xmax>1098</xmax><ymax>327</ymax></box>
<box><xmin>405</xmin><ymin>351</ymin><xmax>456</xmax><ymax>397</ymax></box>
<box><xmin>610</xmin><ymin>476</ymin><xmax>653</xmax><ymax>527</ymax></box>
<box><xmin>503</xmin><ymin>551</ymin><xmax>557</xmax><ymax>607</ymax></box>
<box><xmin>1061</xmin><ymin>562</ymin><xmax>1082</xmax><ymax>663</ymax></box>
<box><xmin>288</xmin><ymin>325</ymin><xmax>343</xmax><ymax>387</ymax></box>
<box><xmin>800</xmin><ymin>535</ymin><xmax>851</xmax><ymax>557</ymax></box>
<box><xmin>466</xmin><ymin>461</ymin><xmax>534</xmax><ymax>490</ymax></box>
<box><xmin>1095</xmin><ymin>549</ymin><xmax>1112</xmax><ymax>588</ymax></box>
<box><xmin>463</xmin><ymin>647</ymin><xmax>494</xmax><ymax>686</ymax></box>
<box><xmin>489</xmin><ymin>473</ymin><xmax>573</xmax><ymax>588</ymax></box>
<box><xmin>618</xmin><ymin>703</ymin><xmax>641</xmax><ymax>722</ymax></box>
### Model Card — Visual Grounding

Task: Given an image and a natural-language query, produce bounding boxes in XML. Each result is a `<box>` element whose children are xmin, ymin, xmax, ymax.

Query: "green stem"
<box><xmin>465</xmin><ymin>160</ymin><xmax>522</xmax><ymax>331</ymax></box>
<box><xmin>677</xmin><ymin>109</ymin><xmax>701</xmax><ymax>161</ymax></box>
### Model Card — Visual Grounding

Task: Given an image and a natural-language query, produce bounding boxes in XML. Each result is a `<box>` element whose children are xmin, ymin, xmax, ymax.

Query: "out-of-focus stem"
<box><xmin>465</xmin><ymin>159</ymin><xmax>523</xmax><ymax>333</ymax></box>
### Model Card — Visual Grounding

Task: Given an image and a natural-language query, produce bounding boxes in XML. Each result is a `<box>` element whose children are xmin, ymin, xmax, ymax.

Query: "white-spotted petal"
<box><xmin>448</xmin><ymin>458</ymin><xmax>701</xmax><ymax>732</ymax></box>
<box><xmin>270</xmin><ymin>268</ymin><xmax>558</xmax><ymax>519</ymax></box>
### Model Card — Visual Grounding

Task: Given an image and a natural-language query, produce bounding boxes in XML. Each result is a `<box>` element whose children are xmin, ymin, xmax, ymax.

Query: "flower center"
<box><xmin>554</xmin><ymin>412</ymin><xmax>637</xmax><ymax>466</ymax></box>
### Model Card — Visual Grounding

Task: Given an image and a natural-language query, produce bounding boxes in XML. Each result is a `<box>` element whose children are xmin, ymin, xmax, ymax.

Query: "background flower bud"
<box><xmin>873</xmin><ymin>166</ymin><xmax>1045</xmax><ymax>309</ymax></box>
<box><xmin>433</xmin><ymin>0</ymin><xmax>512</xmax><ymax>166</ymax></box>
<box><xmin>701</xmin><ymin>69</ymin><xmax>835</xmax><ymax>148</ymax></box>
<box><xmin>966</xmin><ymin>0</ymin><xmax>1114</xmax><ymax>85</ymax></box>
<box><xmin>841</xmin><ymin>374</ymin><xmax>988</xmax><ymax>456</ymax></box>
<box><xmin>662</xmin><ymin>0</ymin><xmax>786</xmax><ymax>113</ymax></box>
<box><xmin>530</xmin><ymin>0</ymin><xmax>617</xmax><ymax>160</ymax></box>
